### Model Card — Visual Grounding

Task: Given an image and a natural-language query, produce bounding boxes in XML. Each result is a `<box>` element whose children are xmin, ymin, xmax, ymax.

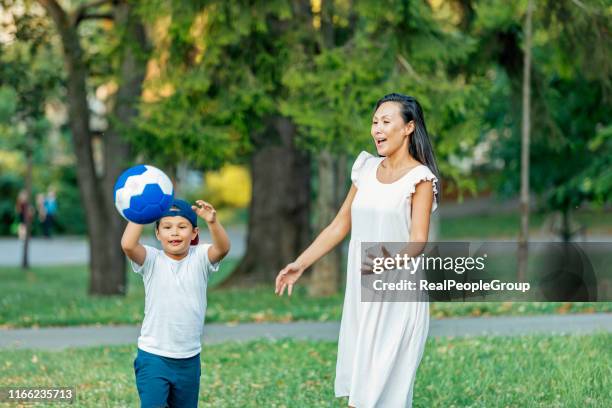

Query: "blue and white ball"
<box><xmin>114</xmin><ymin>165</ymin><xmax>174</xmax><ymax>224</ymax></box>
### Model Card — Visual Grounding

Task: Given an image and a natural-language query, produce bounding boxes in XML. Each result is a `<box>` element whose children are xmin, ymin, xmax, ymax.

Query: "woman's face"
<box><xmin>371</xmin><ymin>101</ymin><xmax>413</xmax><ymax>157</ymax></box>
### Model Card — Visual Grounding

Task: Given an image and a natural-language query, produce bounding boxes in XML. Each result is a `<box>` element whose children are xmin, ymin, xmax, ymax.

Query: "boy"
<box><xmin>121</xmin><ymin>198</ymin><xmax>230</xmax><ymax>408</ymax></box>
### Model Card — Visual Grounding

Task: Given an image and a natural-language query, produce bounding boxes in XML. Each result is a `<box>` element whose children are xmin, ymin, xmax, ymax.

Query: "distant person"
<box><xmin>36</xmin><ymin>193</ymin><xmax>47</xmax><ymax>236</ymax></box>
<box><xmin>14</xmin><ymin>190</ymin><xmax>30</xmax><ymax>240</ymax></box>
<box><xmin>276</xmin><ymin>93</ymin><xmax>441</xmax><ymax>408</ymax></box>
<box><xmin>121</xmin><ymin>198</ymin><xmax>230</xmax><ymax>408</ymax></box>
<box><xmin>43</xmin><ymin>188</ymin><xmax>58</xmax><ymax>237</ymax></box>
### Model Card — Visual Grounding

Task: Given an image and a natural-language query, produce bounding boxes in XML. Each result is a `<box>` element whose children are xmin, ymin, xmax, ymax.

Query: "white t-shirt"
<box><xmin>130</xmin><ymin>244</ymin><xmax>220</xmax><ymax>358</ymax></box>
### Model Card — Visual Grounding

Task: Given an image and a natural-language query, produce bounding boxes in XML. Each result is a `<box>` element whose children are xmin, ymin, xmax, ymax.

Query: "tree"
<box><xmin>281</xmin><ymin>0</ymin><xmax>491</xmax><ymax>293</ymax></box>
<box><xmin>299</xmin><ymin>0</ymin><xmax>347</xmax><ymax>296</ymax></box>
<box><xmin>135</xmin><ymin>1</ymin><xmax>315</xmax><ymax>285</ymax></box>
<box><xmin>0</xmin><ymin>2</ymin><xmax>61</xmax><ymax>268</ymax></box>
<box><xmin>471</xmin><ymin>0</ymin><xmax>612</xmax><ymax>242</ymax></box>
<box><xmin>535</xmin><ymin>0</ymin><xmax>612</xmax><ymax>240</ymax></box>
<box><xmin>37</xmin><ymin>0</ymin><xmax>150</xmax><ymax>294</ymax></box>
<box><xmin>518</xmin><ymin>0</ymin><xmax>533</xmax><ymax>280</ymax></box>
<box><xmin>135</xmin><ymin>0</ymin><xmax>491</xmax><ymax>290</ymax></box>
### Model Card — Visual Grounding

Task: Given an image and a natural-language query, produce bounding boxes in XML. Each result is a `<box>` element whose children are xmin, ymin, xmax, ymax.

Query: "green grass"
<box><xmin>1</xmin><ymin>334</ymin><xmax>610</xmax><ymax>407</ymax></box>
<box><xmin>0</xmin><ymin>263</ymin><xmax>343</xmax><ymax>328</ymax></box>
<box><xmin>429</xmin><ymin>301</ymin><xmax>611</xmax><ymax>318</ymax></box>
<box><xmin>0</xmin><ymin>264</ymin><xmax>610</xmax><ymax>328</ymax></box>
<box><xmin>439</xmin><ymin>210</ymin><xmax>612</xmax><ymax>239</ymax></box>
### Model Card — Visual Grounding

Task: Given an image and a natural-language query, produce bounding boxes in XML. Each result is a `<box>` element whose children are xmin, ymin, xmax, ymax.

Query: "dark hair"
<box><xmin>375</xmin><ymin>93</ymin><xmax>441</xmax><ymax>204</ymax></box>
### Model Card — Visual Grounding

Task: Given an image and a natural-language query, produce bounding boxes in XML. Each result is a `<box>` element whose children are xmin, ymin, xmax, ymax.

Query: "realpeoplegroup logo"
<box><xmin>360</xmin><ymin>241</ymin><xmax>611</xmax><ymax>302</ymax></box>
<box><xmin>371</xmin><ymin>278</ymin><xmax>531</xmax><ymax>293</ymax></box>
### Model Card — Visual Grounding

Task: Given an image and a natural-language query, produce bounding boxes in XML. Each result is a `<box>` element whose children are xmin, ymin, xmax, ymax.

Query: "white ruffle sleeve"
<box><xmin>406</xmin><ymin>166</ymin><xmax>439</xmax><ymax>213</ymax></box>
<box><xmin>351</xmin><ymin>151</ymin><xmax>374</xmax><ymax>188</ymax></box>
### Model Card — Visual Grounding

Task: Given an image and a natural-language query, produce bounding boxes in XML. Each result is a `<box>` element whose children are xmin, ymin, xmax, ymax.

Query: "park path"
<box><xmin>0</xmin><ymin>313</ymin><xmax>610</xmax><ymax>351</ymax></box>
<box><xmin>0</xmin><ymin>226</ymin><xmax>247</xmax><ymax>267</ymax></box>
<box><xmin>2</xmin><ymin>228</ymin><xmax>610</xmax><ymax>267</ymax></box>
<box><xmin>1</xmin><ymin>194</ymin><xmax>610</xmax><ymax>267</ymax></box>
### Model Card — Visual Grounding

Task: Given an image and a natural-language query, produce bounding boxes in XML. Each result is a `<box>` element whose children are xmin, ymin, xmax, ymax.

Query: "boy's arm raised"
<box><xmin>207</xmin><ymin>218</ymin><xmax>230</xmax><ymax>264</ymax></box>
<box><xmin>192</xmin><ymin>200</ymin><xmax>230</xmax><ymax>264</ymax></box>
<box><xmin>121</xmin><ymin>222</ymin><xmax>146</xmax><ymax>266</ymax></box>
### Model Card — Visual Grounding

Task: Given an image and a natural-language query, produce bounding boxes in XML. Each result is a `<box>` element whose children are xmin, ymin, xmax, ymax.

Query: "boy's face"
<box><xmin>155</xmin><ymin>216</ymin><xmax>198</xmax><ymax>258</ymax></box>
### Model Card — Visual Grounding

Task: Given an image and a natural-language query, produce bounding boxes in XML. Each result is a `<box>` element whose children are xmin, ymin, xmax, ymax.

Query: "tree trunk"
<box><xmin>560</xmin><ymin>206</ymin><xmax>571</xmax><ymax>243</ymax></box>
<box><xmin>39</xmin><ymin>0</ymin><xmax>147</xmax><ymax>294</ymax></box>
<box><xmin>517</xmin><ymin>0</ymin><xmax>533</xmax><ymax>282</ymax></box>
<box><xmin>222</xmin><ymin>116</ymin><xmax>310</xmax><ymax>286</ymax></box>
<box><xmin>21</xmin><ymin>137</ymin><xmax>33</xmax><ymax>270</ymax></box>
<box><xmin>90</xmin><ymin>1</ymin><xmax>149</xmax><ymax>295</ymax></box>
<box><xmin>308</xmin><ymin>0</ymin><xmax>343</xmax><ymax>296</ymax></box>
<box><xmin>309</xmin><ymin>151</ymin><xmax>340</xmax><ymax>296</ymax></box>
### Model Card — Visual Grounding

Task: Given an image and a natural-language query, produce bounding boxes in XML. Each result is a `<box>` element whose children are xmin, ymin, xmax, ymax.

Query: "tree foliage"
<box><xmin>472</xmin><ymin>0</ymin><xmax>611</xmax><ymax>213</ymax></box>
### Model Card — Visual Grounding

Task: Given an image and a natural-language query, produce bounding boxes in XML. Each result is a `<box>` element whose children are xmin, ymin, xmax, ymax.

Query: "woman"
<box><xmin>275</xmin><ymin>93</ymin><xmax>440</xmax><ymax>407</ymax></box>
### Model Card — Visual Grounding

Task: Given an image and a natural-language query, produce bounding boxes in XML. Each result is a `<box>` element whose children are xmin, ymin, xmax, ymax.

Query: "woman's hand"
<box><xmin>361</xmin><ymin>245</ymin><xmax>392</xmax><ymax>275</ymax></box>
<box><xmin>275</xmin><ymin>262</ymin><xmax>305</xmax><ymax>296</ymax></box>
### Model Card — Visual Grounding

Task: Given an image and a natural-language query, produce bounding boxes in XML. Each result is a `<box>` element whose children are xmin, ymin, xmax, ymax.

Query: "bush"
<box><xmin>52</xmin><ymin>165</ymin><xmax>87</xmax><ymax>235</ymax></box>
<box><xmin>0</xmin><ymin>172</ymin><xmax>22</xmax><ymax>235</ymax></box>
<box><xmin>203</xmin><ymin>165</ymin><xmax>251</xmax><ymax>208</ymax></box>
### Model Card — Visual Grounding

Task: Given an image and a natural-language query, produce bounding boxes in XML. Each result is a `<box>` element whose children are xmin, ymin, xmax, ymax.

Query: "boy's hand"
<box><xmin>195</xmin><ymin>200</ymin><xmax>230</xmax><ymax>263</ymax></box>
<box><xmin>192</xmin><ymin>200</ymin><xmax>217</xmax><ymax>223</ymax></box>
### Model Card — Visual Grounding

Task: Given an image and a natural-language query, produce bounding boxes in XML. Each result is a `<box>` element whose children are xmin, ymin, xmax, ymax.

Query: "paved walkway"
<box><xmin>3</xmin><ymin>231</ymin><xmax>610</xmax><ymax>267</ymax></box>
<box><xmin>0</xmin><ymin>227</ymin><xmax>247</xmax><ymax>267</ymax></box>
<box><xmin>1</xmin><ymin>313</ymin><xmax>610</xmax><ymax>351</ymax></box>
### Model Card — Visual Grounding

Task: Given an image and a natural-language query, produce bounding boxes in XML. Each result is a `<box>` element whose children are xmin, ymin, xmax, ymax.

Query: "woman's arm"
<box><xmin>409</xmin><ymin>180</ymin><xmax>435</xmax><ymax>245</ymax></box>
<box><xmin>121</xmin><ymin>222</ymin><xmax>146</xmax><ymax>266</ymax></box>
<box><xmin>275</xmin><ymin>184</ymin><xmax>358</xmax><ymax>296</ymax></box>
<box><xmin>390</xmin><ymin>180</ymin><xmax>436</xmax><ymax>261</ymax></box>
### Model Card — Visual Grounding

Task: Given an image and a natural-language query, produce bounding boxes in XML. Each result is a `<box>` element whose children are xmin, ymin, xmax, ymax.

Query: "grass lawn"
<box><xmin>439</xmin><ymin>210</ymin><xmax>612</xmax><ymax>239</ymax></box>
<box><xmin>0</xmin><ymin>263</ymin><xmax>610</xmax><ymax>328</ymax></box>
<box><xmin>1</xmin><ymin>334</ymin><xmax>610</xmax><ymax>407</ymax></box>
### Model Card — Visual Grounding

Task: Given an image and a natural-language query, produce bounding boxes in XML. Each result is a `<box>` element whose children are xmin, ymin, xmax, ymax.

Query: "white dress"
<box><xmin>334</xmin><ymin>151</ymin><xmax>439</xmax><ymax>408</ymax></box>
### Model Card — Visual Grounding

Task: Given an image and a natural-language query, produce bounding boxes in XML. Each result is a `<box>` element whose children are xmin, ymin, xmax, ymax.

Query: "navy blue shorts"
<box><xmin>134</xmin><ymin>348</ymin><xmax>201</xmax><ymax>408</ymax></box>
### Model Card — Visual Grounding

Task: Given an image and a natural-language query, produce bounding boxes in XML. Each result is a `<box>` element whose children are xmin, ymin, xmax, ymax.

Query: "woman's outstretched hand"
<box><xmin>275</xmin><ymin>262</ymin><xmax>305</xmax><ymax>296</ymax></box>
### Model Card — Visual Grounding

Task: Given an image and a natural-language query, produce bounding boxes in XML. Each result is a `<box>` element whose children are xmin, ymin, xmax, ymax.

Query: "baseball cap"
<box><xmin>158</xmin><ymin>199</ymin><xmax>199</xmax><ymax>245</ymax></box>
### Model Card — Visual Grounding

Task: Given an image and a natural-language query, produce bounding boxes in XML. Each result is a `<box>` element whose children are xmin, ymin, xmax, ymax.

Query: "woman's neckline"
<box><xmin>374</xmin><ymin>158</ymin><xmax>423</xmax><ymax>185</ymax></box>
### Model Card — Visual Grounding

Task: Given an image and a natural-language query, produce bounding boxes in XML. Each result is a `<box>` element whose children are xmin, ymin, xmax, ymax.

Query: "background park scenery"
<box><xmin>1</xmin><ymin>0</ymin><xmax>611</xmax><ymax>406</ymax></box>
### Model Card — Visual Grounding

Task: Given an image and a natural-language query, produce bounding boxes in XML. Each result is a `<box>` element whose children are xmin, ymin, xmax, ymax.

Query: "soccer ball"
<box><xmin>114</xmin><ymin>165</ymin><xmax>174</xmax><ymax>224</ymax></box>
